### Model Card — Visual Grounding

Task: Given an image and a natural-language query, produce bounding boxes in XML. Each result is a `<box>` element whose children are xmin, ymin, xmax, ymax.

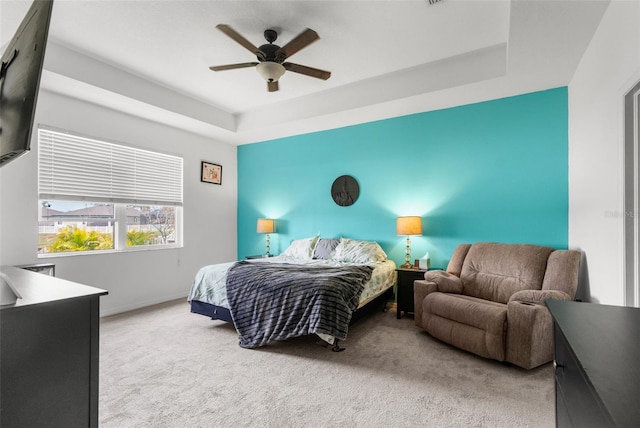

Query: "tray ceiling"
<box><xmin>1</xmin><ymin>0</ymin><xmax>610</xmax><ymax>144</ymax></box>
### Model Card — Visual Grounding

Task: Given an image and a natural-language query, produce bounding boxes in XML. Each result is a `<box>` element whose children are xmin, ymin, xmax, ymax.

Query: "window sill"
<box><xmin>37</xmin><ymin>244</ymin><xmax>183</xmax><ymax>258</ymax></box>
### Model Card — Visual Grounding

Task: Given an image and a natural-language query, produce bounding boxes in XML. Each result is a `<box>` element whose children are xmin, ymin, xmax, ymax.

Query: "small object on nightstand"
<box><xmin>245</xmin><ymin>254</ymin><xmax>271</xmax><ymax>260</ymax></box>
<box><xmin>418</xmin><ymin>252</ymin><xmax>430</xmax><ymax>269</ymax></box>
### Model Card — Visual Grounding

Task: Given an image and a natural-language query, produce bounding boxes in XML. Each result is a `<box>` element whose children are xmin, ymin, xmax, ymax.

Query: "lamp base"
<box><xmin>400</xmin><ymin>261</ymin><xmax>417</xmax><ymax>269</ymax></box>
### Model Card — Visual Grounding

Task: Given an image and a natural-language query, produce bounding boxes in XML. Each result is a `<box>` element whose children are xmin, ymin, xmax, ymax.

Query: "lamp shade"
<box><xmin>257</xmin><ymin>218</ymin><xmax>275</xmax><ymax>234</ymax></box>
<box><xmin>396</xmin><ymin>216</ymin><xmax>422</xmax><ymax>236</ymax></box>
<box><xmin>256</xmin><ymin>62</ymin><xmax>285</xmax><ymax>82</ymax></box>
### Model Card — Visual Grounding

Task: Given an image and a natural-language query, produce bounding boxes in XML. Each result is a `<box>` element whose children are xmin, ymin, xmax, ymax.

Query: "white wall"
<box><xmin>569</xmin><ymin>0</ymin><xmax>640</xmax><ymax>305</ymax></box>
<box><xmin>3</xmin><ymin>2</ymin><xmax>634</xmax><ymax>313</ymax></box>
<box><xmin>0</xmin><ymin>90</ymin><xmax>237</xmax><ymax>315</ymax></box>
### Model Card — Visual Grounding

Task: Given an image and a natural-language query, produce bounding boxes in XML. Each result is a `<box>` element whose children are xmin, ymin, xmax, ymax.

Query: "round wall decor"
<box><xmin>331</xmin><ymin>175</ymin><xmax>359</xmax><ymax>207</ymax></box>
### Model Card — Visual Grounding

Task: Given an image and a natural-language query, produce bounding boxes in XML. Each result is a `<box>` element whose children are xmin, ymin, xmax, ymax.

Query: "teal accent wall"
<box><xmin>238</xmin><ymin>87</ymin><xmax>569</xmax><ymax>268</ymax></box>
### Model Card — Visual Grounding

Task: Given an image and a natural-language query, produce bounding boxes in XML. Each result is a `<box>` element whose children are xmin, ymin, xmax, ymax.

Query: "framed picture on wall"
<box><xmin>201</xmin><ymin>161</ymin><xmax>222</xmax><ymax>185</ymax></box>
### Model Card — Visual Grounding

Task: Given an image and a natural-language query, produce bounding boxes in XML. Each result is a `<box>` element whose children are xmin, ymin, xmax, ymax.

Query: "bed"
<box><xmin>188</xmin><ymin>237</ymin><xmax>397</xmax><ymax>351</ymax></box>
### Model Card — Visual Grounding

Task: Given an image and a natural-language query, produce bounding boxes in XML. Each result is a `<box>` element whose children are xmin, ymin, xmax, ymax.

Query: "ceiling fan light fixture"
<box><xmin>256</xmin><ymin>61</ymin><xmax>286</xmax><ymax>82</ymax></box>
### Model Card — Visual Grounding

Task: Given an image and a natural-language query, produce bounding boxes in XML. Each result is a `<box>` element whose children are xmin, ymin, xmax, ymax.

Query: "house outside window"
<box><xmin>37</xmin><ymin>127</ymin><xmax>183</xmax><ymax>255</ymax></box>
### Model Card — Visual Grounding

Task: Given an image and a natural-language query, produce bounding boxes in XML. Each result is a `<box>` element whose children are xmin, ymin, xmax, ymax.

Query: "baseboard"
<box><xmin>100</xmin><ymin>293</ymin><xmax>188</xmax><ymax>317</ymax></box>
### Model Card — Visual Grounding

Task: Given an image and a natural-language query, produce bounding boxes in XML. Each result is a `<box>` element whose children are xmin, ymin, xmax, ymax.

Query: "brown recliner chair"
<box><xmin>414</xmin><ymin>242</ymin><xmax>581</xmax><ymax>369</ymax></box>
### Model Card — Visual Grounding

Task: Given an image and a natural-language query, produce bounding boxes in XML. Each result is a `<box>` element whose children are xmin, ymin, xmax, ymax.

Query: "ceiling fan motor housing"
<box><xmin>258</xmin><ymin>29</ymin><xmax>286</xmax><ymax>63</ymax></box>
<box><xmin>258</xmin><ymin>43</ymin><xmax>282</xmax><ymax>62</ymax></box>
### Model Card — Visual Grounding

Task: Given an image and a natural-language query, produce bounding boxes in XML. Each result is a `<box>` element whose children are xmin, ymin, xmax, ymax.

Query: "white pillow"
<box><xmin>281</xmin><ymin>236</ymin><xmax>320</xmax><ymax>259</ymax></box>
<box><xmin>331</xmin><ymin>238</ymin><xmax>387</xmax><ymax>264</ymax></box>
<box><xmin>312</xmin><ymin>238</ymin><xmax>340</xmax><ymax>260</ymax></box>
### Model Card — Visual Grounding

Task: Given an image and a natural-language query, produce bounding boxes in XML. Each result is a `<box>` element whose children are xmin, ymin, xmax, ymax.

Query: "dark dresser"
<box><xmin>0</xmin><ymin>266</ymin><xmax>108</xmax><ymax>428</ymax></box>
<box><xmin>547</xmin><ymin>300</ymin><xmax>640</xmax><ymax>427</ymax></box>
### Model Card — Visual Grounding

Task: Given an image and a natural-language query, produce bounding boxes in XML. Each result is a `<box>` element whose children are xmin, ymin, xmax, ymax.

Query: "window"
<box><xmin>38</xmin><ymin>128</ymin><xmax>183</xmax><ymax>255</ymax></box>
<box><xmin>124</xmin><ymin>204</ymin><xmax>178</xmax><ymax>247</ymax></box>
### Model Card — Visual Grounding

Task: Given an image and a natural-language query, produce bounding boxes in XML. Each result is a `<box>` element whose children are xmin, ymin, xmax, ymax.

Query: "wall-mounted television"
<box><xmin>0</xmin><ymin>0</ymin><xmax>54</xmax><ymax>167</ymax></box>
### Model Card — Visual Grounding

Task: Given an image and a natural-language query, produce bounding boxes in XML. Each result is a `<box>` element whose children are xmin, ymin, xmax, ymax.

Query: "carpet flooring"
<box><xmin>99</xmin><ymin>299</ymin><xmax>555</xmax><ymax>427</ymax></box>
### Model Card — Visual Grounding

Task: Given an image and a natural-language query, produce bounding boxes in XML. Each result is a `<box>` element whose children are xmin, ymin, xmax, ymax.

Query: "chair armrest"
<box><xmin>413</xmin><ymin>280</ymin><xmax>436</xmax><ymax>328</ymax></box>
<box><xmin>413</xmin><ymin>271</ymin><xmax>463</xmax><ymax>328</ymax></box>
<box><xmin>506</xmin><ymin>289</ymin><xmax>573</xmax><ymax>369</ymax></box>
<box><xmin>424</xmin><ymin>270</ymin><xmax>463</xmax><ymax>293</ymax></box>
<box><xmin>506</xmin><ymin>299</ymin><xmax>555</xmax><ymax>369</ymax></box>
<box><xmin>509</xmin><ymin>289</ymin><xmax>572</xmax><ymax>305</ymax></box>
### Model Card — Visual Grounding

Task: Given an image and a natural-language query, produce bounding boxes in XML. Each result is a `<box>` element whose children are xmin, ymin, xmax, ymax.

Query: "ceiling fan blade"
<box><xmin>276</xmin><ymin>28</ymin><xmax>319</xmax><ymax>60</ymax></box>
<box><xmin>216</xmin><ymin>24</ymin><xmax>265</xmax><ymax>59</ymax></box>
<box><xmin>267</xmin><ymin>80</ymin><xmax>279</xmax><ymax>92</ymax></box>
<box><xmin>283</xmin><ymin>62</ymin><xmax>331</xmax><ymax>80</ymax></box>
<box><xmin>209</xmin><ymin>62</ymin><xmax>259</xmax><ymax>71</ymax></box>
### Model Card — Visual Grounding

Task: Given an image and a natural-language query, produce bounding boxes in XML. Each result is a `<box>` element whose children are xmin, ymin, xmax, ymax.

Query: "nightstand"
<box><xmin>395</xmin><ymin>268</ymin><xmax>427</xmax><ymax>319</ymax></box>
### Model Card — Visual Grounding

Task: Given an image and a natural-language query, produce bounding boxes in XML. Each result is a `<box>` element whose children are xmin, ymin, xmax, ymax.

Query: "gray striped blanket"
<box><xmin>226</xmin><ymin>261</ymin><xmax>374</xmax><ymax>348</ymax></box>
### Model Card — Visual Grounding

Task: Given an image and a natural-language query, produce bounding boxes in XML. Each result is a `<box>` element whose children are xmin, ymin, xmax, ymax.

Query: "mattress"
<box><xmin>188</xmin><ymin>256</ymin><xmax>397</xmax><ymax>310</ymax></box>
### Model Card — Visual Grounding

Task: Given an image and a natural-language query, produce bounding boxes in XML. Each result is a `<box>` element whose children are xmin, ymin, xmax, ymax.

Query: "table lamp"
<box><xmin>396</xmin><ymin>216</ymin><xmax>422</xmax><ymax>269</ymax></box>
<box><xmin>257</xmin><ymin>218</ymin><xmax>275</xmax><ymax>257</ymax></box>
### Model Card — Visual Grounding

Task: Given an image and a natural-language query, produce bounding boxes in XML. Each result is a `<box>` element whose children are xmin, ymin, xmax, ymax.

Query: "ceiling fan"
<box><xmin>209</xmin><ymin>24</ymin><xmax>331</xmax><ymax>92</ymax></box>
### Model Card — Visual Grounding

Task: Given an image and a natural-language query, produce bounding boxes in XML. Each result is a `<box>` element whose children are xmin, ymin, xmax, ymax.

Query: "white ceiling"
<box><xmin>1</xmin><ymin>0</ymin><xmax>610</xmax><ymax>145</ymax></box>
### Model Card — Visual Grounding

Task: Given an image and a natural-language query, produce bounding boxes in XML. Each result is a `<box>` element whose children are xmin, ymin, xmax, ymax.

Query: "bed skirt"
<box><xmin>190</xmin><ymin>299</ymin><xmax>233</xmax><ymax>322</ymax></box>
<box><xmin>189</xmin><ymin>285</ymin><xmax>394</xmax><ymax>326</ymax></box>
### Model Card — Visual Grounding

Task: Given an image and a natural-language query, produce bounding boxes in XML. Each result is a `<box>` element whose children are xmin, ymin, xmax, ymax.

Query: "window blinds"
<box><xmin>38</xmin><ymin>128</ymin><xmax>183</xmax><ymax>206</ymax></box>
